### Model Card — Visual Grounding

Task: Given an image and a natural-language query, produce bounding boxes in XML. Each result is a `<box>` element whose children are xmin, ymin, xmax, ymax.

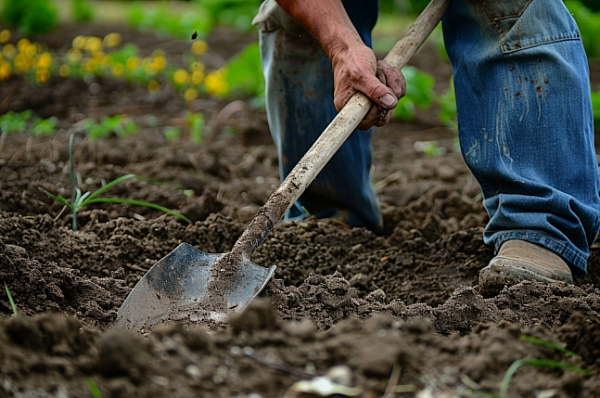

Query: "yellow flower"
<box><xmin>13</xmin><ymin>53</ymin><xmax>32</xmax><ymax>73</ymax></box>
<box><xmin>58</xmin><ymin>64</ymin><xmax>70</xmax><ymax>77</ymax></box>
<box><xmin>0</xmin><ymin>29</ymin><xmax>11</xmax><ymax>44</ymax></box>
<box><xmin>147</xmin><ymin>80</ymin><xmax>160</xmax><ymax>92</ymax></box>
<box><xmin>17</xmin><ymin>38</ymin><xmax>30</xmax><ymax>53</ymax></box>
<box><xmin>103</xmin><ymin>33</ymin><xmax>122</xmax><ymax>48</ymax></box>
<box><xmin>36</xmin><ymin>52</ymin><xmax>52</xmax><ymax>69</ymax></box>
<box><xmin>190</xmin><ymin>70</ymin><xmax>204</xmax><ymax>85</ymax></box>
<box><xmin>152</xmin><ymin>55</ymin><xmax>166</xmax><ymax>72</ymax></box>
<box><xmin>191</xmin><ymin>40</ymin><xmax>208</xmax><ymax>55</ymax></box>
<box><xmin>152</xmin><ymin>48</ymin><xmax>165</xmax><ymax>57</ymax></box>
<box><xmin>126</xmin><ymin>57</ymin><xmax>140</xmax><ymax>70</ymax></box>
<box><xmin>0</xmin><ymin>61</ymin><xmax>11</xmax><ymax>80</ymax></box>
<box><xmin>84</xmin><ymin>37</ymin><xmax>103</xmax><ymax>52</ymax></box>
<box><xmin>25</xmin><ymin>43</ymin><xmax>38</xmax><ymax>57</ymax></box>
<box><xmin>184</xmin><ymin>88</ymin><xmax>198</xmax><ymax>102</ymax></box>
<box><xmin>191</xmin><ymin>62</ymin><xmax>205</xmax><ymax>72</ymax></box>
<box><xmin>91</xmin><ymin>51</ymin><xmax>105</xmax><ymax>60</ymax></box>
<box><xmin>3</xmin><ymin>43</ymin><xmax>16</xmax><ymax>58</ymax></box>
<box><xmin>81</xmin><ymin>58</ymin><xmax>94</xmax><ymax>72</ymax></box>
<box><xmin>111</xmin><ymin>63</ymin><xmax>125</xmax><ymax>76</ymax></box>
<box><xmin>72</xmin><ymin>35</ymin><xmax>86</xmax><ymax>50</ymax></box>
<box><xmin>67</xmin><ymin>48</ymin><xmax>82</xmax><ymax>64</ymax></box>
<box><xmin>204</xmin><ymin>69</ymin><xmax>229</xmax><ymax>96</ymax></box>
<box><xmin>173</xmin><ymin>69</ymin><xmax>188</xmax><ymax>85</ymax></box>
<box><xmin>36</xmin><ymin>68</ymin><xmax>51</xmax><ymax>84</ymax></box>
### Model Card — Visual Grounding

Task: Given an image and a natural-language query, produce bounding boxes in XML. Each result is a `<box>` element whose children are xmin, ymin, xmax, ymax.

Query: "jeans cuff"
<box><xmin>489</xmin><ymin>230</ymin><xmax>588</xmax><ymax>272</ymax></box>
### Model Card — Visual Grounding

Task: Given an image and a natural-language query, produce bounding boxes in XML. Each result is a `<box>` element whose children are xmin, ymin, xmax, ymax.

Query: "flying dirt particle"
<box><xmin>536</xmin><ymin>85</ymin><xmax>542</xmax><ymax>92</ymax></box>
<box><xmin>191</xmin><ymin>31</ymin><xmax>198</xmax><ymax>40</ymax></box>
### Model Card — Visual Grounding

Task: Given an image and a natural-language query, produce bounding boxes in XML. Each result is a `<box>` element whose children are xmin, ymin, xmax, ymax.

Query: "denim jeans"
<box><xmin>257</xmin><ymin>0</ymin><xmax>600</xmax><ymax>271</ymax></box>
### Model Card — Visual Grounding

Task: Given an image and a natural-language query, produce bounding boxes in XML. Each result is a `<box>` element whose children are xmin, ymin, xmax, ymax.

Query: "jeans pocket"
<box><xmin>466</xmin><ymin>0</ymin><xmax>581</xmax><ymax>54</ymax></box>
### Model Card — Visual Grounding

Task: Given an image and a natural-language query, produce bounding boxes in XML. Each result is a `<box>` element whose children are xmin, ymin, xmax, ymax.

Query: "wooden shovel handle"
<box><xmin>231</xmin><ymin>0</ymin><xmax>451</xmax><ymax>261</ymax></box>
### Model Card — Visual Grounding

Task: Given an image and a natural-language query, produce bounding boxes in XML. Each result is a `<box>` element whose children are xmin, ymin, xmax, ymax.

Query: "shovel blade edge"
<box><xmin>115</xmin><ymin>243</ymin><xmax>276</xmax><ymax>331</ymax></box>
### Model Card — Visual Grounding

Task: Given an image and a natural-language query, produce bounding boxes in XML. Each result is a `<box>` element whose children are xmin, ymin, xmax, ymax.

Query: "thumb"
<box><xmin>360</xmin><ymin>74</ymin><xmax>398</xmax><ymax>109</ymax></box>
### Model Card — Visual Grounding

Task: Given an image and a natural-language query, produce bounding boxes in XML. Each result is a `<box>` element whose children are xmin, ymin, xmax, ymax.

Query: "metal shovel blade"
<box><xmin>115</xmin><ymin>243</ymin><xmax>276</xmax><ymax>332</ymax></box>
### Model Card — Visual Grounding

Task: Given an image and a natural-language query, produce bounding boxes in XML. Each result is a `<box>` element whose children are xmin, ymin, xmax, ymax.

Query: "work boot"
<box><xmin>479</xmin><ymin>240</ymin><xmax>573</xmax><ymax>297</ymax></box>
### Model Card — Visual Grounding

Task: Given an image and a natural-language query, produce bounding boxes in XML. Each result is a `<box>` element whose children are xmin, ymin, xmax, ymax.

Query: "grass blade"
<box><xmin>86</xmin><ymin>379</ymin><xmax>103</xmax><ymax>398</ymax></box>
<box><xmin>38</xmin><ymin>188</ymin><xmax>74</xmax><ymax>210</ymax></box>
<box><xmin>520</xmin><ymin>334</ymin><xmax>578</xmax><ymax>357</ymax></box>
<box><xmin>4</xmin><ymin>282</ymin><xmax>18</xmax><ymax>315</ymax></box>
<box><xmin>86</xmin><ymin>174</ymin><xmax>137</xmax><ymax>201</ymax></box>
<box><xmin>500</xmin><ymin>358</ymin><xmax>592</xmax><ymax>398</ymax></box>
<box><xmin>84</xmin><ymin>198</ymin><xmax>191</xmax><ymax>223</ymax></box>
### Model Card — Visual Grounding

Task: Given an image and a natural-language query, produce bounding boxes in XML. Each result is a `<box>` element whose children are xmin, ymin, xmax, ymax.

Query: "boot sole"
<box><xmin>479</xmin><ymin>259</ymin><xmax>573</xmax><ymax>298</ymax></box>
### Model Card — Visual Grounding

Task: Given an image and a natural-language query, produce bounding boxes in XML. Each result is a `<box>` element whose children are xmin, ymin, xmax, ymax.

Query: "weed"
<box><xmin>40</xmin><ymin>133</ymin><xmax>190</xmax><ymax>230</ymax></box>
<box><xmin>499</xmin><ymin>359</ymin><xmax>591</xmax><ymax>398</ymax></box>
<box><xmin>4</xmin><ymin>282</ymin><xmax>17</xmax><ymax>315</ymax></box>
<box><xmin>498</xmin><ymin>334</ymin><xmax>592</xmax><ymax>398</ymax></box>
<box><xmin>83</xmin><ymin>115</ymin><xmax>139</xmax><ymax>140</ymax></box>
<box><xmin>186</xmin><ymin>112</ymin><xmax>205</xmax><ymax>143</ymax></box>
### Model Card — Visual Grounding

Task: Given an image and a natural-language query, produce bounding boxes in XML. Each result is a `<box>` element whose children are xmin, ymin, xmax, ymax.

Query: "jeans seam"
<box><xmin>501</xmin><ymin>35</ymin><xmax>581</xmax><ymax>54</ymax></box>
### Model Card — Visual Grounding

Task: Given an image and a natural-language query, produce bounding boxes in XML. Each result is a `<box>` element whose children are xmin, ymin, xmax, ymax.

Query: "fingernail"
<box><xmin>381</xmin><ymin>94</ymin><xmax>396</xmax><ymax>108</ymax></box>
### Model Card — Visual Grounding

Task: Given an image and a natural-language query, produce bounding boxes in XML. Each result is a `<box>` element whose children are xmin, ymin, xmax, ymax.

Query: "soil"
<box><xmin>2</xmin><ymin>21</ymin><xmax>600</xmax><ymax>398</ymax></box>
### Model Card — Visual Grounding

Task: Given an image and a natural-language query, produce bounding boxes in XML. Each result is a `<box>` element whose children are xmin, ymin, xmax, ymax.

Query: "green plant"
<box><xmin>72</xmin><ymin>0</ymin><xmax>94</xmax><ymax>23</ymax></box>
<box><xmin>32</xmin><ymin>116</ymin><xmax>57</xmax><ymax>135</ymax></box>
<box><xmin>1</xmin><ymin>0</ymin><xmax>57</xmax><ymax>35</ymax></box>
<box><xmin>223</xmin><ymin>42</ymin><xmax>264</xmax><ymax>105</ymax></box>
<box><xmin>83</xmin><ymin>115</ymin><xmax>139</xmax><ymax>140</ymax></box>
<box><xmin>127</xmin><ymin>2</ymin><xmax>212</xmax><ymax>39</ymax></box>
<box><xmin>0</xmin><ymin>110</ymin><xmax>33</xmax><ymax>134</ymax></box>
<box><xmin>565</xmin><ymin>1</ymin><xmax>600</xmax><ymax>58</ymax></box>
<box><xmin>393</xmin><ymin>66</ymin><xmax>435</xmax><ymax>121</ymax></box>
<box><xmin>592</xmin><ymin>91</ymin><xmax>600</xmax><ymax>130</ymax></box>
<box><xmin>186</xmin><ymin>112</ymin><xmax>205</xmax><ymax>143</ymax></box>
<box><xmin>499</xmin><ymin>359</ymin><xmax>591</xmax><ymax>398</ymax></box>
<box><xmin>86</xmin><ymin>379</ymin><xmax>103</xmax><ymax>398</ymax></box>
<box><xmin>438</xmin><ymin>78</ymin><xmax>457</xmax><ymax>131</ymax></box>
<box><xmin>40</xmin><ymin>133</ymin><xmax>190</xmax><ymax>230</ymax></box>
<box><xmin>4</xmin><ymin>282</ymin><xmax>17</xmax><ymax>315</ymax></box>
<box><xmin>498</xmin><ymin>334</ymin><xmax>592</xmax><ymax>398</ymax></box>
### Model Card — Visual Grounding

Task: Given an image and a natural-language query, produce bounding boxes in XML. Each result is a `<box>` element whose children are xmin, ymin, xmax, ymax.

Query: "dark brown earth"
<box><xmin>2</xmin><ymin>22</ymin><xmax>600</xmax><ymax>398</ymax></box>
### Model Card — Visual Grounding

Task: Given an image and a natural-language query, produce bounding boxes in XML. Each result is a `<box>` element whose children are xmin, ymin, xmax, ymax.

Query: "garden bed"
<box><xmin>1</xmin><ymin>21</ymin><xmax>600</xmax><ymax>398</ymax></box>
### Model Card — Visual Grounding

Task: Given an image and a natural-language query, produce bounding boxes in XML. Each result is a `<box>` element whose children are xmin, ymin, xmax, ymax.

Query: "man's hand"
<box><xmin>331</xmin><ymin>45</ymin><xmax>406</xmax><ymax>130</ymax></box>
<box><xmin>275</xmin><ymin>0</ymin><xmax>406</xmax><ymax>129</ymax></box>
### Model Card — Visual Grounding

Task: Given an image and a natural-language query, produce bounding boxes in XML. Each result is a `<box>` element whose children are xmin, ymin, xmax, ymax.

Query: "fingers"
<box><xmin>357</xmin><ymin>104</ymin><xmax>391</xmax><ymax>130</ymax></box>
<box><xmin>378</xmin><ymin>60</ymin><xmax>406</xmax><ymax>100</ymax></box>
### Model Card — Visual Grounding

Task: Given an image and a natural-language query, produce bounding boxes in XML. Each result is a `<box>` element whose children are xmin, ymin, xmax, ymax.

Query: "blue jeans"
<box><xmin>257</xmin><ymin>0</ymin><xmax>600</xmax><ymax>271</ymax></box>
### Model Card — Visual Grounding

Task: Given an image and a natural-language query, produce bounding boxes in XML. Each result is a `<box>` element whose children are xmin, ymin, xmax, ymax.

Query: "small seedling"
<box><xmin>4</xmin><ymin>282</ymin><xmax>17</xmax><ymax>315</ymax></box>
<box><xmin>40</xmin><ymin>132</ymin><xmax>190</xmax><ymax>230</ymax></box>
<box><xmin>499</xmin><ymin>358</ymin><xmax>591</xmax><ymax>398</ymax></box>
<box><xmin>40</xmin><ymin>174</ymin><xmax>191</xmax><ymax>230</ymax></box>
<box><xmin>86</xmin><ymin>379</ymin><xmax>103</xmax><ymax>398</ymax></box>
<box><xmin>498</xmin><ymin>334</ymin><xmax>593</xmax><ymax>398</ymax></box>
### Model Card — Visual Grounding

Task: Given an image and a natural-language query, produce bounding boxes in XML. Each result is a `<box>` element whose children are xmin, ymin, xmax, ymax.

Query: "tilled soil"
<box><xmin>1</xmin><ymin>22</ymin><xmax>600</xmax><ymax>398</ymax></box>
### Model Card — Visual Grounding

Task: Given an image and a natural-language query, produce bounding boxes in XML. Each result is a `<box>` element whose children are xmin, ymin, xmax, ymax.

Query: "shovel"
<box><xmin>116</xmin><ymin>0</ymin><xmax>451</xmax><ymax>332</ymax></box>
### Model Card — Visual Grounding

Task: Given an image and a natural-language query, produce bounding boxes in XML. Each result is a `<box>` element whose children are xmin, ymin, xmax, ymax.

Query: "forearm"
<box><xmin>274</xmin><ymin>0</ymin><xmax>365</xmax><ymax>59</ymax></box>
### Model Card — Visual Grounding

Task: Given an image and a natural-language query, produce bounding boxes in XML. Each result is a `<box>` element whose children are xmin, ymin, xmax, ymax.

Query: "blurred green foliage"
<box><xmin>72</xmin><ymin>0</ymin><xmax>94</xmax><ymax>22</ymax></box>
<box><xmin>1</xmin><ymin>0</ymin><xmax>58</xmax><ymax>35</ymax></box>
<box><xmin>565</xmin><ymin>0</ymin><xmax>600</xmax><ymax>58</ymax></box>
